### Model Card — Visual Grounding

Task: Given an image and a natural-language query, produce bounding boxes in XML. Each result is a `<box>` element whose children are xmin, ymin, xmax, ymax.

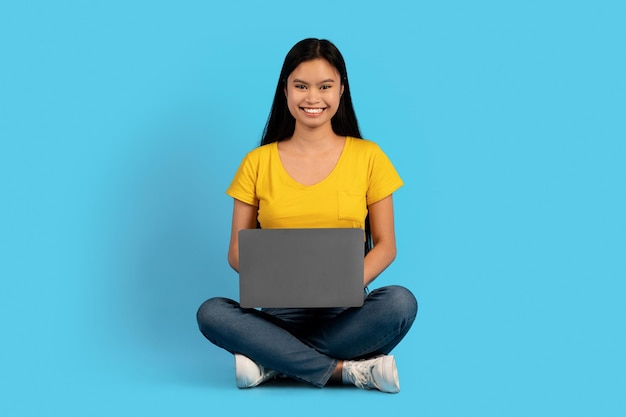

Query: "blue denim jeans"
<box><xmin>196</xmin><ymin>285</ymin><xmax>417</xmax><ymax>387</ymax></box>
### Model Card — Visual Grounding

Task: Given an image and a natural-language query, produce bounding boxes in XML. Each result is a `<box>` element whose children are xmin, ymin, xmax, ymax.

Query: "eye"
<box><xmin>321</xmin><ymin>85</ymin><xmax>332</xmax><ymax>90</ymax></box>
<box><xmin>294</xmin><ymin>84</ymin><xmax>307</xmax><ymax>90</ymax></box>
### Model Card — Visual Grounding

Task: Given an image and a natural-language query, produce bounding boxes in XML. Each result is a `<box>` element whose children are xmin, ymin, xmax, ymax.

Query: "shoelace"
<box><xmin>346</xmin><ymin>362</ymin><xmax>377</xmax><ymax>390</ymax></box>
<box><xmin>263</xmin><ymin>368</ymin><xmax>279</xmax><ymax>380</ymax></box>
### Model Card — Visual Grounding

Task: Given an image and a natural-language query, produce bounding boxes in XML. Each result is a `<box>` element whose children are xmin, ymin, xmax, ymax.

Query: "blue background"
<box><xmin>1</xmin><ymin>1</ymin><xmax>624</xmax><ymax>416</ymax></box>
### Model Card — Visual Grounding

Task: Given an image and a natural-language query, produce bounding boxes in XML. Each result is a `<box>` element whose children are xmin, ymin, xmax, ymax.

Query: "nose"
<box><xmin>305</xmin><ymin>87</ymin><xmax>320</xmax><ymax>103</ymax></box>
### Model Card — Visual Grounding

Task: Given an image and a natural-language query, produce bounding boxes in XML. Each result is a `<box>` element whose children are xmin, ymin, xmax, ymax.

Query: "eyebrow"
<box><xmin>291</xmin><ymin>78</ymin><xmax>337</xmax><ymax>85</ymax></box>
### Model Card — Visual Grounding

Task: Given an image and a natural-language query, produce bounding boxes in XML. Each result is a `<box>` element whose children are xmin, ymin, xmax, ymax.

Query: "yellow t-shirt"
<box><xmin>226</xmin><ymin>136</ymin><xmax>403</xmax><ymax>230</ymax></box>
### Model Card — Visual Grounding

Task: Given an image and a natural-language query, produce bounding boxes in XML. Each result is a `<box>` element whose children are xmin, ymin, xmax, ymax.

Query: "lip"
<box><xmin>300</xmin><ymin>107</ymin><xmax>326</xmax><ymax>116</ymax></box>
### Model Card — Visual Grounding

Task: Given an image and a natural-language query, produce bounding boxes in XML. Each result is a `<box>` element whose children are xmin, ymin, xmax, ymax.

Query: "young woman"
<box><xmin>196</xmin><ymin>38</ymin><xmax>417</xmax><ymax>393</ymax></box>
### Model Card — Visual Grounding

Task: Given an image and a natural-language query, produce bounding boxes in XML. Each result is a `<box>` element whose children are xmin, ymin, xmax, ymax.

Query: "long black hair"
<box><xmin>261</xmin><ymin>38</ymin><xmax>361</xmax><ymax>145</ymax></box>
<box><xmin>260</xmin><ymin>38</ymin><xmax>373</xmax><ymax>255</ymax></box>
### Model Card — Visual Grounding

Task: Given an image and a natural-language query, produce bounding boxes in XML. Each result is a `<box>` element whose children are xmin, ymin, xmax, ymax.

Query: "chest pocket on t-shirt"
<box><xmin>337</xmin><ymin>191</ymin><xmax>367</xmax><ymax>223</ymax></box>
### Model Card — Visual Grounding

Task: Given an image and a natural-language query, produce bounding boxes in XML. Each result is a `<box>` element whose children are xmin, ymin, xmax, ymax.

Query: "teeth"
<box><xmin>303</xmin><ymin>108</ymin><xmax>324</xmax><ymax>114</ymax></box>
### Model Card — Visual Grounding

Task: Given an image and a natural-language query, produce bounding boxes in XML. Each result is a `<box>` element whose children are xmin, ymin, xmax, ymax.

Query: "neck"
<box><xmin>290</xmin><ymin>124</ymin><xmax>342</xmax><ymax>152</ymax></box>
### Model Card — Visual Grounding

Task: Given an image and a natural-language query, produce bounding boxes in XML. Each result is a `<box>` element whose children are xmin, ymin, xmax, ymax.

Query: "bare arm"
<box><xmin>227</xmin><ymin>199</ymin><xmax>258</xmax><ymax>272</ymax></box>
<box><xmin>363</xmin><ymin>195</ymin><xmax>398</xmax><ymax>287</ymax></box>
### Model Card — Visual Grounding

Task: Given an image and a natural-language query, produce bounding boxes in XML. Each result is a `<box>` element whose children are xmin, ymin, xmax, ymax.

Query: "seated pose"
<box><xmin>197</xmin><ymin>38</ymin><xmax>417</xmax><ymax>393</ymax></box>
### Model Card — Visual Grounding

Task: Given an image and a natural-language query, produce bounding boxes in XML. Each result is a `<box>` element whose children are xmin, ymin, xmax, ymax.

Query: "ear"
<box><xmin>340</xmin><ymin>84</ymin><xmax>344</xmax><ymax>97</ymax></box>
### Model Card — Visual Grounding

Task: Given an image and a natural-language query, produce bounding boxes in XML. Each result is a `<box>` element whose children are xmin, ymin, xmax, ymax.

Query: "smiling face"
<box><xmin>284</xmin><ymin>58</ymin><xmax>344</xmax><ymax>132</ymax></box>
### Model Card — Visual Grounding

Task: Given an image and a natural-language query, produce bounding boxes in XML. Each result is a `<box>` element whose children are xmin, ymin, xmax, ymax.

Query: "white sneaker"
<box><xmin>234</xmin><ymin>354</ymin><xmax>279</xmax><ymax>388</ymax></box>
<box><xmin>342</xmin><ymin>355</ymin><xmax>400</xmax><ymax>393</ymax></box>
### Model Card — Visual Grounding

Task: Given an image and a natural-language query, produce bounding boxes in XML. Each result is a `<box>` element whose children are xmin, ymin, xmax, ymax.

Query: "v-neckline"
<box><xmin>274</xmin><ymin>137</ymin><xmax>350</xmax><ymax>189</ymax></box>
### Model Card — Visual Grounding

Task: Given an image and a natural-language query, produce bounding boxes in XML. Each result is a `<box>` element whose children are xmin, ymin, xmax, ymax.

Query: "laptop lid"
<box><xmin>238</xmin><ymin>228</ymin><xmax>365</xmax><ymax>308</ymax></box>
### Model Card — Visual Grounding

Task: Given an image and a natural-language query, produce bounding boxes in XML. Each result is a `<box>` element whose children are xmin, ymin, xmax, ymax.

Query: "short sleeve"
<box><xmin>366</xmin><ymin>144</ymin><xmax>404</xmax><ymax>205</ymax></box>
<box><xmin>226</xmin><ymin>150</ymin><xmax>259</xmax><ymax>206</ymax></box>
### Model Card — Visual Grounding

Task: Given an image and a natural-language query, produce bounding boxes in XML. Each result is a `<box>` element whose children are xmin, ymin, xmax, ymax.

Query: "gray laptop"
<box><xmin>238</xmin><ymin>228</ymin><xmax>365</xmax><ymax>308</ymax></box>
